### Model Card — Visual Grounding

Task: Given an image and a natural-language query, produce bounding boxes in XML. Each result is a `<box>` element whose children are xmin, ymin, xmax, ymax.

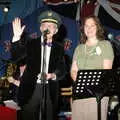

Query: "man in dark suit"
<box><xmin>11</xmin><ymin>10</ymin><xmax>66</xmax><ymax>120</ymax></box>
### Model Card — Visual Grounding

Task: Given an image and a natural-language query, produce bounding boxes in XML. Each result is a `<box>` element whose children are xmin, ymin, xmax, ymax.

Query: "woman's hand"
<box><xmin>7</xmin><ymin>76</ymin><xmax>15</xmax><ymax>83</ymax></box>
<box><xmin>7</xmin><ymin>76</ymin><xmax>20</xmax><ymax>87</ymax></box>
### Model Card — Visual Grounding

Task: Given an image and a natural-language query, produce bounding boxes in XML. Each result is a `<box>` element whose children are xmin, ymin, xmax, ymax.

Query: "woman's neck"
<box><xmin>86</xmin><ymin>38</ymin><xmax>98</xmax><ymax>46</ymax></box>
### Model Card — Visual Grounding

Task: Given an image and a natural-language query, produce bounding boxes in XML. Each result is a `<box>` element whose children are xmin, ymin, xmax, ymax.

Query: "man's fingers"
<box><xmin>21</xmin><ymin>25</ymin><xmax>26</xmax><ymax>32</ymax></box>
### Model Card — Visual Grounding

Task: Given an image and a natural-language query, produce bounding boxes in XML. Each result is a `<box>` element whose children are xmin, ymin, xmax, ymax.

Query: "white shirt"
<box><xmin>40</xmin><ymin>36</ymin><xmax>51</xmax><ymax>74</ymax></box>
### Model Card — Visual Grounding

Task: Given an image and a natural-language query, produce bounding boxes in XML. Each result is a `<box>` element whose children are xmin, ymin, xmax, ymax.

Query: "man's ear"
<box><xmin>40</xmin><ymin>26</ymin><xmax>43</xmax><ymax>32</ymax></box>
<box><xmin>54</xmin><ymin>28</ymin><xmax>58</xmax><ymax>34</ymax></box>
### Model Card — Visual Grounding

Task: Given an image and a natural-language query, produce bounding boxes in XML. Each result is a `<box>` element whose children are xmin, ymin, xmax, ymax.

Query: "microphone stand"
<box><xmin>38</xmin><ymin>33</ymin><xmax>48</xmax><ymax>120</ymax></box>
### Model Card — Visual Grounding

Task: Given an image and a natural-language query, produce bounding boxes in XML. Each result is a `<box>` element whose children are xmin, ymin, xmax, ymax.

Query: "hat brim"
<box><xmin>40</xmin><ymin>19</ymin><xmax>58</xmax><ymax>25</ymax></box>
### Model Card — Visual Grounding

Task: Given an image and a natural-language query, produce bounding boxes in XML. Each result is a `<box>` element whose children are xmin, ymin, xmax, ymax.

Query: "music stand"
<box><xmin>37</xmin><ymin>33</ymin><xmax>48</xmax><ymax>120</ymax></box>
<box><xmin>72</xmin><ymin>69</ymin><xmax>120</xmax><ymax>120</ymax></box>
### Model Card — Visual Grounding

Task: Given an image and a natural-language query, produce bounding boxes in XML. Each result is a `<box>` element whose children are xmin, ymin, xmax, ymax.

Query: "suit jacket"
<box><xmin>11</xmin><ymin>37</ymin><xmax>66</xmax><ymax>106</ymax></box>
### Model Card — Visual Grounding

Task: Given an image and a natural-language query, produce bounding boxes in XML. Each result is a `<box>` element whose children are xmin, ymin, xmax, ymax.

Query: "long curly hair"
<box><xmin>80</xmin><ymin>15</ymin><xmax>105</xmax><ymax>44</ymax></box>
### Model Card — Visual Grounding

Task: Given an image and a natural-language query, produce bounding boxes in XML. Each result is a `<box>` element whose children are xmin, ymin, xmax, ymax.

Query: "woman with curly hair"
<box><xmin>71</xmin><ymin>15</ymin><xmax>114</xmax><ymax>120</ymax></box>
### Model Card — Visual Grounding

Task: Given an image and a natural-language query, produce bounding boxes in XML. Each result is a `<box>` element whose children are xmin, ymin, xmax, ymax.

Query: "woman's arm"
<box><xmin>7</xmin><ymin>76</ymin><xmax>20</xmax><ymax>87</ymax></box>
<box><xmin>103</xmin><ymin>59</ymin><xmax>113</xmax><ymax>69</ymax></box>
<box><xmin>102</xmin><ymin>41</ymin><xmax>114</xmax><ymax>69</ymax></box>
<box><xmin>70</xmin><ymin>60</ymin><xmax>78</xmax><ymax>81</ymax></box>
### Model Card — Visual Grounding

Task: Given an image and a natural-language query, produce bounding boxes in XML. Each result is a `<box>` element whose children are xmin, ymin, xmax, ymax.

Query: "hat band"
<box><xmin>41</xmin><ymin>19</ymin><xmax>58</xmax><ymax>24</ymax></box>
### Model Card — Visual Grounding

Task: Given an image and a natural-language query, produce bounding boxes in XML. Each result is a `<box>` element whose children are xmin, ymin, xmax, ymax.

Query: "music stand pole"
<box><xmin>39</xmin><ymin>34</ymin><xmax>47</xmax><ymax>120</ymax></box>
<box><xmin>97</xmin><ymin>97</ymin><xmax>101</xmax><ymax>120</ymax></box>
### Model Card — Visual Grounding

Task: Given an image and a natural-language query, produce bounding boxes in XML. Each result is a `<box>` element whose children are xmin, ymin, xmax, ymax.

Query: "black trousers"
<box><xmin>18</xmin><ymin>83</ymin><xmax>58</xmax><ymax>120</ymax></box>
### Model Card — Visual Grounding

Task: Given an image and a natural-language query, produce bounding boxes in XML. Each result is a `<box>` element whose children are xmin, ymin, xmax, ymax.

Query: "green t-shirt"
<box><xmin>73</xmin><ymin>40</ymin><xmax>114</xmax><ymax>69</ymax></box>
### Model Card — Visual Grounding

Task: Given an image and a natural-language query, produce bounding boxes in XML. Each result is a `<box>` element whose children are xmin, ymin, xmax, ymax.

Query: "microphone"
<box><xmin>42</xmin><ymin>29</ymin><xmax>50</xmax><ymax>43</ymax></box>
<box><xmin>43</xmin><ymin>29</ymin><xmax>50</xmax><ymax>35</ymax></box>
